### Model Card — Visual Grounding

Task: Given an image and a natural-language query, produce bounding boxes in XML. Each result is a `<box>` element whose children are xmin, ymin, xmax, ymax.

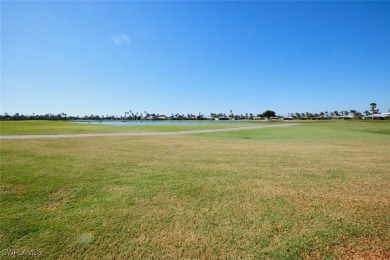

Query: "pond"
<box><xmin>71</xmin><ymin>120</ymin><xmax>255</xmax><ymax>126</ymax></box>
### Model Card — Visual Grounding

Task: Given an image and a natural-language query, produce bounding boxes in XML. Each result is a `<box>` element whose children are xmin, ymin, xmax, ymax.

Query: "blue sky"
<box><xmin>2</xmin><ymin>1</ymin><xmax>389</xmax><ymax>116</ymax></box>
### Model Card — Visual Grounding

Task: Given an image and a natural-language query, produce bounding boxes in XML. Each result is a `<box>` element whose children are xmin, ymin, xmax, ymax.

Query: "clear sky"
<box><xmin>2</xmin><ymin>1</ymin><xmax>389</xmax><ymax>117</ymax></box>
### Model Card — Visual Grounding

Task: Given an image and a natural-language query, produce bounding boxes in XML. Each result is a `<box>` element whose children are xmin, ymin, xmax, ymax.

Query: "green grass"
<box><xmin>195</xmin><ymin>120</ymin><xmax>390</xmax><ymax>142</ymax></box>
<box><xmin>1</xmin><ymin>121</ymin><xmax>389</xmax><ymax>258</ymax></box>
<box><xmin>0</xmin><ymin>120</ymin><xmax>256</xmax><ymax>135</ymax></box>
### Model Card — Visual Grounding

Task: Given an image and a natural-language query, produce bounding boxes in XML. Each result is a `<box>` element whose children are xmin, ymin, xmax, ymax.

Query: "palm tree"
<box><xmin>355</xmin><ymin>112</ymin><xmax>363</xmax><ymax>119</ymax></box>
<box><xmin>350</xmin><ymin>110</ymin><xmax>357</xmax><ymax>119</ymax></box>
<box><xmin>369</xmin><ymin>103</ymin><xmax>377</xmax><ymax>120</ymax></box>
<box><xmin>370</xmin><ymin>103</ymin><xmax>377</xmax><ymax>115</ymax></box>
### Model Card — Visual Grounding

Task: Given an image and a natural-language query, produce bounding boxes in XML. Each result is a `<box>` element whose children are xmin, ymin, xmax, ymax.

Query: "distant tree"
<box><xmin>370</xmin><ymin>103</ymin><xmax>377</xmax><ymax>115</ymax></box>
<box><xmin>355</xmin><ymin>112</ymin><xmax>363</xmax><ymax>119</ymax></box>
<box><xmin>262</xmin><ymin>110</ymin><xmax>276</xmax><ymax>119</ymax></box>
<box><xmin>197</xmin><ymin>113</ymin><xmax>204</xmax><ymax>120</ymax></box>
<box><xmin>350</xmin><ymin>110</ymin><xmax>359</xmax><ymax>119</ymax></box>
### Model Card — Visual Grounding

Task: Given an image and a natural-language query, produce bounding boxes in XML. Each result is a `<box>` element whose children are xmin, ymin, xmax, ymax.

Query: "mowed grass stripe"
<box><xmin>0</xmin><ymin>123</ymin><xmax>296</xmax><ymax>139</ymax></box>
<box><xmin>1</xmin><ymin>121</ymin><xmax>389</xmax><ymax>258</ymax></box>
<box><xmin>0</xmin><ymin>120</ymin><xmax>259</xmax><ymax>135</ymax></box>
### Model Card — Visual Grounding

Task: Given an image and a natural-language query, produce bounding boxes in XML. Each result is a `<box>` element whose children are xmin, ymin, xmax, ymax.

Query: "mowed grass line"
<box><xmin>1</xmin><ymin>121</ymin><xmax>389</xmax><ymax>258</ymax></box>
<box><xmin>0</xmin><ymin>120</ymin><xmax>257</xmax><ymax>135</ymax></box>
<box><xmin>193</xmin><ymin>120</ymin><xmax>390</xmax><ymax>143</ymax></box>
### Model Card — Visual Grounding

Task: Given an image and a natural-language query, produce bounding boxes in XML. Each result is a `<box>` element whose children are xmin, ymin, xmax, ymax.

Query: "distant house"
<box><xmin>313</xmin><ymin>116</ymin><xmax>331</xmax><ymax>120</ymax></box>
<box><xmin>215</xmin><ymin>117</ymin><xmax>230</xmax><ymax>120</ymax></box>
<box><xmin>146</xmin><ymin>115</ymin><xmax>158</xmax><ymax>120</ymax></box>
<box><xmin>364</xmin><ymin>113</ymin><xmax>390</xmax><ymax>120</ymax></box>
<box><xmin>336</xmin><ymin>115</ymin><xmax>354</xmax><ymax>120</ymax></box>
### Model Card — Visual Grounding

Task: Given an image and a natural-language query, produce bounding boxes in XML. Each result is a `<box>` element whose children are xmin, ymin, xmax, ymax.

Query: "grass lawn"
<box><xmin>1</xmin><ymin>121</ymin><xmax>389</xmax><ymax>258</ymax></box>
<box><xmin>0</xmin><ymin>120</ymin><xmax>256</xmax><ymax>135</ymax></box>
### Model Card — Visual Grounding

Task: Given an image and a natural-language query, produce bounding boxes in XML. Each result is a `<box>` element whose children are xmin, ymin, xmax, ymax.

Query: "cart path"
<box><xmin>0</xmin><ymin>123</ymin><xmax>297</xmax><ymax>139</ymax></box>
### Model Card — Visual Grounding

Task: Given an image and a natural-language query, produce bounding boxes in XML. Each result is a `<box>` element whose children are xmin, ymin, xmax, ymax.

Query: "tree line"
<box><xmin>0</xmin><ymin>111</ymin><xmax>275</xmax><ymax>121</ymax></box>
<box><xmin>1</xmin><ymin>103</ymin><xmax>386</xmax><ymax>121</ymax></box>
<box><xmin>288</xmin><ymin>103</ymin><xmax>386</xmax><ymax>120</ymax></box>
